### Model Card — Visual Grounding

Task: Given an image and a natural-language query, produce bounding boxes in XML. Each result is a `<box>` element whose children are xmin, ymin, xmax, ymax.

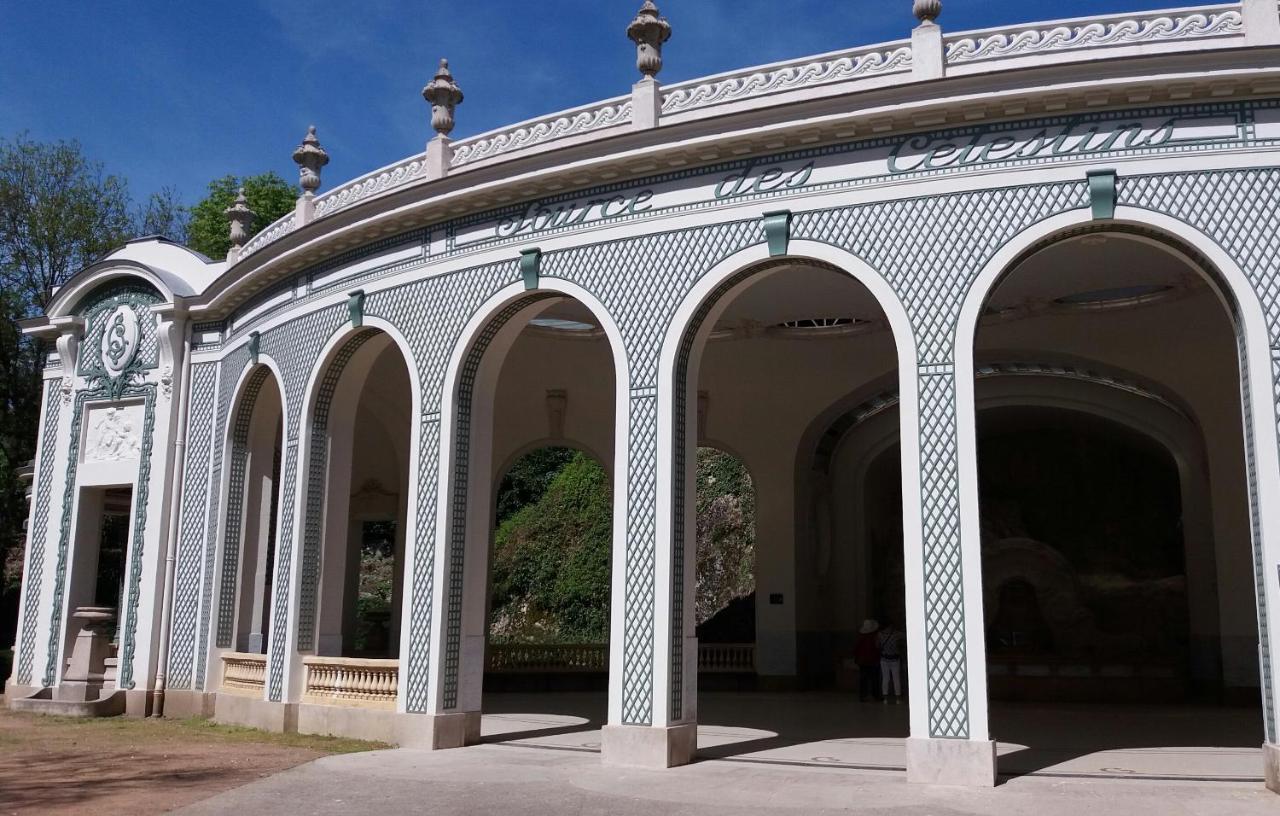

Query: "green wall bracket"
<box><xmin>520</xmin><ymin>247</ymin><xmax>542</xmax><ymax>290</ymax></box>
<box><xmin>763</xmin><ymin>210</ymin><xmax>793</xmax><ymax>257</ymax></box>
<box><xmin>1087</xmin><ymin>169</ymin><xmax>1117</xmax><ymax>220</ymax></box>
<box><xmin>348</xmin><ymin>289</ymin><xmax>366</xmax><ymax>327</ymax></box>
<box><xmin>248</xmin><ymin>331</ymin><xmax>260</xmax><ymax>366</ymax></box>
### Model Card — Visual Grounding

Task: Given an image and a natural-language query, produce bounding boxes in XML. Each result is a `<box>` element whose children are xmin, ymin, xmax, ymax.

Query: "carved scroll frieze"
<box><xmin>661</xmin><ymin>45</ymin><xmax>913</xmax><ymax>115</ymax></box>
<box><xmin>945</xmin><ymin>10</ymin><xmax>1244</xmax><ymax>65</ymax></box>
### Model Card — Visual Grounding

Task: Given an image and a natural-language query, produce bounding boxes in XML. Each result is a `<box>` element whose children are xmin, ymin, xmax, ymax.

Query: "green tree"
<box><xmin>0</xmin><ymin>134</ymin><xmax>138</xmax><ymax>646</ymax></box>
<box><xmin>136</xmin><ymin>185</ymin><xmax>189</xmax><ymax>245</ymax></box>
<box><xmin>0</xmin><ymin>134</ymin><xmax>134</xmax><ymax>307</ymax></box>
<box><xmin>695</xmin><ymin>447</ymin><xmax>755</xmax><ymax>625</ymax></box>
<box><xmin>187</xmin><ymin>172</ymin><xmax>297</xmax><ymax>260</ymax></box>
<box><xmin>490</xmin><ymin>452</ymin><xmax>613</xmax><ymax>644</ymax></box>
<box><xmin>495</xmin><ymin>446</ymin><xmax>576</xmax><ymax>525</ymax></box>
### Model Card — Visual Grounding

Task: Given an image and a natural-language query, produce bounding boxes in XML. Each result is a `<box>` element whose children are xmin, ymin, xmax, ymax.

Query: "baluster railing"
<box><xmin>698</xmin><ymin>643</ymin><xmax>757</xmax><ymax>673</ymax></box>
<box><xmin>301</xmin><ymin>656</ymin><xmax>399</xmax><ymax>709</ymax></box>
<box><xmin>220</xmin><ymin>652</ymin><xmax>267</xmax><ymax>695</ymax></box>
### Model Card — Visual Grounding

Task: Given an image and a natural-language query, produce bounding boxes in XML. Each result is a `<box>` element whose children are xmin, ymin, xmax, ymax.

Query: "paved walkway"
<box><xmin>481</xmin><ymin>692</ymin><xmax>1265</xmax><ymax>781</ymax></box>
<box><xmin>177</xmin><ymin>740</ymin><xmax>1275</xmax><ymax>816</ymax></box>
<box><xmin>178</xmin><ymin>693</ymin><xmax>1274</xmax><ymax>814</ymax></box>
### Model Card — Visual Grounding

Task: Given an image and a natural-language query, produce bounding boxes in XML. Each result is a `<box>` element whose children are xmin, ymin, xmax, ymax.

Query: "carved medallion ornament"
<box><xmin>101</xmin><ymin>305</ymin><xmax>141</xmax><ymax>378</ymax></box>
<box><xmin>76</xmin><ymin>282</ymin><xmax>163</xmax><ymax>401</ymax></box>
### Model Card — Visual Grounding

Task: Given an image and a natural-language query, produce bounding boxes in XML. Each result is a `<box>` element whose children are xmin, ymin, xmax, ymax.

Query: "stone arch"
<box><xmin>211</xmin><ymin>359</ymin><xmax>287</xmax><ymax>661</ymax></box>
<box><xmin>807</xmin><ymin>362</ymin><xmax>1216</xmax><ymax>669</ymax></box>
<box><xmin>277</xmin><ymin>318</ymin><xmax>423</xmax><ymax>701</ymax></box>
<box><xmin>657</xmin><ymin>240</ymin><xmax>921</xmax><ymax>732</ymax></box>
<box><xmin>954</xmin><ymin>207</ymin><xmax>1280</xmax><ymax>744</ymax></box>
<box><xmin>429</xmin><ymin>279</ymin><xmax>629</xmax><ymax>719</ymax></box>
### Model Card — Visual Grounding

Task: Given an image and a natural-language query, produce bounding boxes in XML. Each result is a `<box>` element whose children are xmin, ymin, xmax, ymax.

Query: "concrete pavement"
<box><xmin>178</xmin><ymin>694</ymin><xmax>1274</xmax><ymax>814</ymax></box>
<box><xmin>175</xmin><ymin>739</ymin><xmax>1276</xmax><ymax>815</ymax></box>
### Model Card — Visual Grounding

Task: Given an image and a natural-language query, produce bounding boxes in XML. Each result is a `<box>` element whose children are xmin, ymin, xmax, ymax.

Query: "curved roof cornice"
<box><xmin>46</xmin><ymin>238</ymin><xmax>224</xmax><ymax>320</ymax></box>
<box><xmin>190</xmin><ymin>2</ymin><xmax>1279</xmax><ymax>320</ymax></box>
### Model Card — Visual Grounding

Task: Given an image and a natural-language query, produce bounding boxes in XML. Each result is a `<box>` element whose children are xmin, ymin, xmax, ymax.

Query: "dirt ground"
<box><xmin>0</xmin><ymin>697</ymin><xmax>385</xmax><ymax>815</ymax></box>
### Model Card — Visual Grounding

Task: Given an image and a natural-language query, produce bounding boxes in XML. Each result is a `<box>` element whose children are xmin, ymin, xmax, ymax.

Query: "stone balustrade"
<box><xmin>302</xmin><ymin>656</ymin><xmax>399</xmax><ymax>709</ymax></box>
<box><xmin>224</xmin><ymin>3</ymin><xmax>1272</xmax><ymax>266</ymax></box>
<box><xmin>698</xmin><ymin>643</ymin><xmax>757</xmax><ymax>674</ymax></box>
<box><xmin>487</xmin><ymin>643</ymin><xmax>608</xmax><ymax>673</ymax></box>
<box><xmin>944</xmin><ymin>5</ymin><xmax>1244</xmax><ymax>66</ymax></box>
<box><xmin>220</xmin><ymin>652</ymin><xmax>267</xmax><ymax>696</ymax></box>
<box><xmin>485</xmin><ymin>642</ymin><xmax>757</xmax><ymax>674</ymax></box>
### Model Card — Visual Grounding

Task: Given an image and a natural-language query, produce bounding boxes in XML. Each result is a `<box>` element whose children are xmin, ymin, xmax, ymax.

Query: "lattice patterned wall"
<box><xmin>297</xmin><ymin>329</ymin><xmax>378</xmax><ymax>652</ymax></box>
<box><xmin>171</xmin><ymin>163</ymin><xmax>1280</xmax><ymax>742</ymax></box>
<box><xmin>14</xmin><ymin>381</ymin><xmax>63</xmax><ymax>685</ymax></box>
<box><xmin>1117</xmin><ymin>168</ymin><xmax>1280</xmax><ymax>744</ymax></box>
<box><xmin>165</xmin><ymin>363</ymin><xmax>218</xmax><ymax>690</ymax></box>
<box><xmin>213</xmin><ymin>366</ymin><xmax>273</xmax><ymax>650</ymax></box>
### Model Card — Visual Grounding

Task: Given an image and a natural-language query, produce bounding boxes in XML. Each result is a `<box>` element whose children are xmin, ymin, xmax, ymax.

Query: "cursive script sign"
<box><xmin>497</xmin><ymin>189</ymin><xmax>656</xmax><ymax>239</ymax></box>
<box><xmin>887</xmin><ymin>117</ymin><xmax>1231</xmax><ymax>174</ymax></box>
<box><xmin>446</xmin><ymin>111</ymin><xmax>1245</xmax><ymax>251</ymax></box>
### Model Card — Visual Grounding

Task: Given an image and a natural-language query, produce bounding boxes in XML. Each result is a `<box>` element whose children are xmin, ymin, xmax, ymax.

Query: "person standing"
<box><xmin>877</xmin><ymin>621</ymin><xmax>905</xmax><ymax>703</ymax></box>
<box><xmin>853</xmin><ymin>620</ymin><xmax>881</xmax><ymax>702</ymax></box>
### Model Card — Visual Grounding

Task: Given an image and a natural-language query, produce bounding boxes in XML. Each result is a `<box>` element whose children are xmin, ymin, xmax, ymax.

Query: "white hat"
<box><xmin>860</xmin><ymin>619</ymin><xmax>879</xmax><ymax>634</ymax></box>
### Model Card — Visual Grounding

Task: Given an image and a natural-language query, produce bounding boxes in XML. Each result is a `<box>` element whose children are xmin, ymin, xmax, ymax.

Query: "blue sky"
<box><xmin>0</xmin><ymin>0</ymin><xmax>1181</xmax><ymax>205</ymax></box>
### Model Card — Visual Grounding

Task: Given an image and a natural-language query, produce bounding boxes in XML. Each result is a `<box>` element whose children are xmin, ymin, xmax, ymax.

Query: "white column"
<box><xmin>601</xmin><ymin>381</ymin><xmax>697</xmax><ymax>769</ymax></box>
<box><xmin>904</xmin><ymin>361</ymin><xmax>996</xmax><ymax>787</ymax></box>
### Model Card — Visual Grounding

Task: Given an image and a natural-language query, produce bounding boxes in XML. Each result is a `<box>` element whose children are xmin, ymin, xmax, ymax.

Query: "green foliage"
<box><xmin>353</xmin><ymin>522</ymin><xmax>396</xmax><ymax>656</ymax></box>
<box><xmin>186</xmin><ymin>172</ymin><xmax>297</xmax><ymax>260</ymax></box>
<box><xmin>486</xmin><ymin>446</ymin><xmax>757</xmax><ymax>646</ymax></box>
<box><xmin>136</xmin><ymin>186</ymin><xmax>189</xmax><ymax>245</ymax></box>
<box><xmin>495</xmin><ymin>446</ymin><xmax>576</xmax><ymax>524</ymax></box>
<box><xmin>0</xmin><ymin>133</ymin><xmax>135</xmax><ymax>308</ymax></box>
<box><xmin>490</xmin><ymin>452</ymin><xmax>613</xmax><ymax>644</ymax></box>
<box><xmin>695</xmin><ymin>448</ymin><xmax>756</xmax><ymax>624</ymax></box>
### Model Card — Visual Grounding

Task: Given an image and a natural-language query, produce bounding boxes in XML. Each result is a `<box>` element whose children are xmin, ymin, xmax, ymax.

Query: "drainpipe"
<box><xmin>151</xmin><ymin>315</ymin><xmax>194</xmax><ymax>717</ymax></box>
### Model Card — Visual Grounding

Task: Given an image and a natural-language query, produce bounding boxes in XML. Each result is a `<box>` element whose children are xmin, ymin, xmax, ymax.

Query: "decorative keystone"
<box><xmin>292</xmin><ymin>125</ymin><xmax>330</xmax><ymax>195</ymax></box>
<box><xmin>913</xmin><ymin>0</ymin><xmax>941</xmax><ymax>24</ymax></box>
<box><xmin>248</xmin><ymin>331</ymin><xmax>261</xmax><ymax>366</ymax></box>
<box><xmin>348</xmin><ymin>290</ymin><xmax>366</xmax><ymax>327</ymax></box>
<box><xmin>224</xmin><ymin>188</ymin><xmax>256</xmax><ymax>260</ymax></box>
<box><xmin>423</xmin><ymin>59</ymin><xmax>464</xmax><ymax>138</ymax></box>
<box><xmin>1087</xmin><ymin>169</ymin><xmax>1118</xmax><ymax>220</ymax></box>
<box><xmin>763</xmin><ymin>210</ymin><xmax>793</xmax><ymax>257</ymax></box>
<box><xmin>628</xmin><ymin>1</ymin><xmax>672</xmax><ymax>79</ymax></box>
<box><xmin>520</xmin><ymin>248</ymin><xmax>542</xmax><ymax>290</ymax></box>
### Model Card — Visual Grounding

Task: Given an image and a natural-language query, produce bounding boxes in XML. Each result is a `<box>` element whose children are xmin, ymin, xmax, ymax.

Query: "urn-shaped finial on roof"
<box><xmin>913</xmin><ymin>0</ymin><xmax>941</xmax><ymax>24</ymax></box>
<box><xmin>627</xmin><ymin>1</ymin><xmax>672</xmax><ymax>79</ymax></box>
<box><xmin>422</xmin><ymin>59</ymin><xmax>465</xmax><ymax>138</ymax></box>
<box><xmin>292</xmin><ymin>125</ymin><xmax>330</xmax><ymax>195</ymax></box>
<box><xmin>224</xmin><ymin>188</ymin><xmax>256</xmax><ymax>251</ymax></box>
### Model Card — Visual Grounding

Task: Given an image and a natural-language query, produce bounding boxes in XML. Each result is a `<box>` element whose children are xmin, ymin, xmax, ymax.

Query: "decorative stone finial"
<box><xmin>224</xmin><ymin>188</ymin><xmax>256</xmax><ymax>251</ymax></box>
<box><xmin>292</xmin><ymin>125</ymin><xmax>330</xmax><ymax>195</ymax></box>
<box><xmin>914</xmin><ymin>0</ymin><xmax>941</xmax><ymax>24</ymax></box>
<box><xmin>627</xmin><ymin>1</ymin><xmax>672</xmax><ymax>79</ymax></box>
<box><xmin>422</xmin><ymin>59</ymin><xmax>464</xmax><ymax>138</ymax></box>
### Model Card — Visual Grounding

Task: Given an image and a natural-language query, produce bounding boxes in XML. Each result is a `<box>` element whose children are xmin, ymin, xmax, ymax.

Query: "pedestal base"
<box><xmin>125</xmin><ymin>689</ymin><xmax>159</xmax><ymax>717</ymax></box>
<box><xmin>394</xmin><ymin>711</ymin><xmax>481</xmax><ymax>750</ymax></box>
<box><xmin>601</xmin><ymin>723</ymin><xmax>697</xmax><ymax>769</ymax></box>
<box><xmin>214</xmin><ymin>694</ymin><xmax>299</xmax><ymax>733</ymax></box>
<box><xmin>1265</xmin><ymin>743</ymin><xmax>1279</xmax><ymax>794</ymax></box>
<box><xmin>906</xmin><ymin>737</ymin><xmax>997</xmax><ymax>787</ymax></box>
<box><xmin>4</xmin><ymin>683</ymin><xmax>38</xmax><ymax>705</ymax></box>
<box><xmin>161</xmin><ymin>689</ymin><xmax>216</xmax><ymax>718</ymax></box>
<box><xmin>54</xmin><ymin>681</ymin><xmax>102</xmax><ymax>703</ymax></box>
